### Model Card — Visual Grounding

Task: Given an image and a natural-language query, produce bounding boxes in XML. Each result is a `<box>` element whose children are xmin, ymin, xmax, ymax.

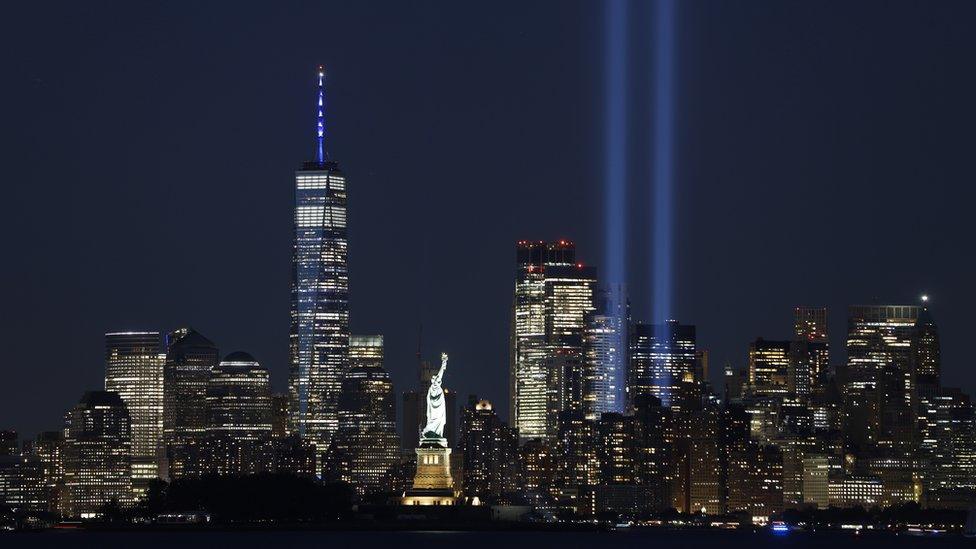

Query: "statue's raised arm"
<box><xmin>437</xmin><ymin>352</ymin><xmax>448</xmax><ymax>379</ymax></box>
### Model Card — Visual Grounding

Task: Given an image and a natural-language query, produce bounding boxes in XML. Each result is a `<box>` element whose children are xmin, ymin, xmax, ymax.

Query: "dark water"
<box><xmin>1</xmin><ymin>530</ymin><xmax>971</xmax><ymax>549</ymax></box>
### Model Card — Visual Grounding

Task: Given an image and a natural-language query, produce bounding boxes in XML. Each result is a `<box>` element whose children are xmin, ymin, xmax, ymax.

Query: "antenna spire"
<box><xmin>316</xmin><ymin>66</ymin><xmax>325</xmax><ymax>163</ymax></box>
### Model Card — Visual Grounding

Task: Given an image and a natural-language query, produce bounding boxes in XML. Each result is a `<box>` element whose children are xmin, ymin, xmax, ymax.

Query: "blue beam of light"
<box><xmin>651</xmin><ymin>0</ymin><xmax>675</xmax><ymax>324</ymax></box>
<box><xmin>604</xmin><ymin>0</ymin><xmax>627</xmax><ymax>292</ymax></box>
<box><xmin>603</xmin><ymin>0</ymin><xmax>628</xmax><ymax>414</ymax></box>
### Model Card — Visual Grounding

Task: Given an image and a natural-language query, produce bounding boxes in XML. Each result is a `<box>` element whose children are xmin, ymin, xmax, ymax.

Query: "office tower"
<box><xmin>747</xmin><ymin>338</ymin><xmax>790</xmax><ymax>397</ymax></box>
<box><xmin>511</xmin><ymin>240</ymin><xmax>597</xmax><ymax>443</ymax></box>
<box><xmin>724</xmin><ymin>404</ymin><xmax>784</xmax><ymax>520</ymax></box>
<box><xmin>458</xmin><ymin>396</ymin><xmax>521</xmax><ymax>502</ymax></box>
<box><xmin>207</xmin><ymin>352</ymin><xmax>272</xmax><ymax>442</ymax></box>
<box><xmin>672</xmin><ymin>406</ymin><xmax>723</xmax><ymax>514</ymax></box>
<box><xmin>458</xmin><ymin>396</ymin><xmax>496</xmax><ymax>499</ymax></box>
<box><xmin>913</xmin><ymin>305</ymin><xmax>940</xmax><ymax>380</ymax></box>
<box><xmin>775</xmin><ymin>432</ymin><xmax>820</xmax><ymax>509</ymax></box>
<box><xmin>553</xmin><ymin>411</ymin><xmax>599</xmax><ymax>511</ymax></box>
<box><xmin>61</xmin><ymin>391</ymin><xmax>132</xmax><ymax>518</ymax></box>
<box><xmin>0</xmin><ymin>432</ymin><xmax>19</xmax><ymax>509</ymax></box>
<box><xmin>163</xmin><ymin>328</ymin><xmax>219</xmax><ymax>479</ymax></box>
<box><xmin>631</xmin><ymin>395</ymin><xmax>673</xmax><ymax>512</ymax></box>
<box><xmin>289</xmin><ymin>67</ymin><xmax>350</xmax><ymax>460</ymax></box>
<box><xmin>794</xmin><ymin>306</ymin><xmax>828</xmax><ymax>341</ymax></box>
<box><xmin>270</xmin><ymin>393</ymin><xmax>290</xmax><ymax>438</ymax></box>
<box><xmin>583</xmin><ymin>291</ymin><xmax>628</xmax><ymax>419</ymax></box>
<box><xmin>199</xmin><ymin>352</ymin><xmax>274</xmax><ymax>476</ymax></box>
<box><xmin>590</xmin><ymin>411</ymin><xmax>662</xmax><ymax>515</ymax></box>
<box><xmin>913</xmin><ymin>305</ymin><xmax>941</xmax><ymax>424</ymax></box>
<box><xmin>802</xmin><ymin>455</ymin><xmax>831</xmax><ymax>509</ymax></box>
<box><xmin>926</xmin><ymin>388</ymin><xmax>976</xmax><ymax>508</ymax></box>
<box><xmin>788</xmin><ymin>341</ymin><xmax>814</xmax><ymax>397</ymax></box>
<box><xmin>845</xmin><ymin>305</ymin><xmax>920</xmax><ymax>450</ymax></box>
<box><xmin>31</xmin><ymin>431</ymin><xmax>63</xmax><ymax>512</ymax></box>
<box><xmin>0</xmin><ymin>434</ymin><xmax>47</xmax><ymax>514</ymax></box>
<box><xmin>325</xmin><ymin>335</ymin><xmax>399</xmax><ymax>497</ymax></box>
<box><xmin>104</xmin><ymin>331</ymin><xmax>163</xmax><ymax>496</ymax></box>
<box><xmin>520</xmin><ymin>438</ymin><xmax>554</xmax><ymax>499</ymax></box>
<box><xmin>627</xmin><ymin>320</ymin><xmax>696</xmax><ymax>409</ymax></box>
<box><xmin>794</xmin><ymin>307</ymin><xmax>829</xmax><ymax>389</ymax></box>
<box><xmin>403</xmin><ymin>358</ymin><xmax>457</xmax><ymax>451</ymax></box>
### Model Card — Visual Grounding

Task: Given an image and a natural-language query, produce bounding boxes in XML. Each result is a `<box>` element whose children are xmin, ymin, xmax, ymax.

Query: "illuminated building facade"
<box><xmin>747</xmin><ymin>338</ymin><xmax>790</xmax><ymax>397</ymax></box>
<box><xmin>325</xmin><ymin>335</ymin><xmax>399</xmax><ymax>497</ymax></box>
<box><xmin>104</xmin><ymin>331</ymin><xmax>163</xmax><ymax>495</ymax></box>
<box><xmin>510</xmin><ymin>240</ymin><xmax>598</xmax><ymax>443</ymax></box>
<box><xmin>520</xmin><ymin>438</ymin><xmax>554</xmax><ymax>497</ymax></box>
<box><xmin>553</xmin><ymin>411</ymin><xmax>600</xmax><ymax>511</ymax></box>
<box><xmin>289</xmin><ymin>68</ymin><xmax>350</xmax><ymax>461</ymax></box>
<box><xmin>627</xmin><ymin>320</ymin><xmax>696</xmax><ymax>409</ymax></box>
<box><xmin>270</xmin><ymin>393</ymin><xmax>290</xmax><ymax>438</ymax></box>
<box><xmin>583</xmin><ymin>291</ymin><xmax>628</xmax><ymax>418</ymax></box>
<box><xmin>163</xmin><ymin>328</ymin><xmax>219</xmax><ymax>479</ymax></box>
<box><xmin>674</xmin><ymin>407</ymin><xmax>723</xmax><ymax>514</ymax></box>
<box><xmin>828</xmin><ymin>475</ymin><xmax>883</xmax><ymax>508</ymax></box>
<box><xmin>207</xmin><ymin>352</ymin><xmax>272</xmax><ymax>442</ymax></box>
<box><xmin>31</xmin><ymin>431</ymin><xmax>64</xmax><ymax>512</ymax></box>
<box><xmin>794</xmin><ymin>306</ymin><xmax>829</xmax><ymax>391</ymax></box>
<box><xmin>61</xmin><ymin>391</ymin><xmax>132</xmax><ymax>518</ymax></box>
<box><xmin>925</xmin><ymin>388</ymin><xmax>976</xmax><ymax>507</ymax></box>
<box><xmin>458</xmin><ymin>396</ymin><xmax>521</xmax><ymax>501</ymax></box>
<box><xmin>802</xmin><ymin>455</ymin><xmax>830</xmax><ymax>509</ymax></box>
<box><xmin>845</xmin><ymin>305</ymin><xmax>919</xmax><ymax>450</ymax></box>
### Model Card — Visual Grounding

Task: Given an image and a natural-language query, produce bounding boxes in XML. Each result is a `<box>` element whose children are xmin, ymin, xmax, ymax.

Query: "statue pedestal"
<box><xmin>401</xmin><ymin>443</ymin><xmax>456</xmax><ymax>506</ymax></box>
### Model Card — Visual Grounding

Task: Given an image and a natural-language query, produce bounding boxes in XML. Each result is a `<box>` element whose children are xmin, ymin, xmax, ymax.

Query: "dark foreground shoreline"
<box><xmin>4</xmin><ymin>525</ymin><xmax>972</xmax><ymax>549</ymax></box>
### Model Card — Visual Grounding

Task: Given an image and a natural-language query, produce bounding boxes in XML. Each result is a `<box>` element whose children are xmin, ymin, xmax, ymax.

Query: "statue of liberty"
<box><xmin>421</xmin><ymin>352</ymin><xmax>449</xmax><ymax>443</ymax></box>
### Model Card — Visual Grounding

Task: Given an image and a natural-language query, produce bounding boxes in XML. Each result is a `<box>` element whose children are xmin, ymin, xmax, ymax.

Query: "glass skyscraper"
<box><xmin>289</xmin><ymin>67</ymin><xmax>350</xmax><ymax>462</ymax></box>
<box><xmin>61</xmin><ymin>391</ymin><xmax>132</xmax><ymax>518</ymax></box>
<box><xmin>510</xmin><ymin>240</ymin><xmax>596</xmax><ymax>444</ymax></box>
<box><xmin>104</xmin><ymin>331</ymin><xmax>163</xmax><ymax>496</ymax></box>
<box><xmin>163</xmin><ymin>328</ymin><xmax>219</xmax><ymax>479</ymax></box>
<box><xmin>627</xmin><ymin>320</ymin><xmax>696</xmax><ymax>410</ymax></box>
<box><xmin>324</xmin><ymin>335</ymin><xmax>398</xmax><ymax>497</ymax></box>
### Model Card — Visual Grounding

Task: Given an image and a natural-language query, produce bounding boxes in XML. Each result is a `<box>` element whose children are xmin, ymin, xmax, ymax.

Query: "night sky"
<box><xmin>4</xmin><ymin>2</ymin><xmax>975</xmax><ymax>437</ymax></box>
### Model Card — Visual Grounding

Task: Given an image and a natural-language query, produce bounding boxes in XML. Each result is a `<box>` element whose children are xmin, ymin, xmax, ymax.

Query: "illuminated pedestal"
<box><xmin>401</xmin><ymin>439</ymin><xmax>456</xmax><ymax>506</ymax></box>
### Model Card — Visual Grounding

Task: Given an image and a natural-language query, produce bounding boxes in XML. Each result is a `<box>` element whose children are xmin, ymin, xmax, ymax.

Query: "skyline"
<box><xmin>4</xmin><ymin>1</ymin><xmax>976</xmax><ymax>439</ymax></box>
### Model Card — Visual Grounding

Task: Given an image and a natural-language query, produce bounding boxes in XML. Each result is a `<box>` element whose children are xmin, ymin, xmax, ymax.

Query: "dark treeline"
<box><xmin>139</xmin><ymin>473</ymin><xmax>353</xmax><ymax>523</ymax></box>
<box><xmin>781</xmin><ymin>503</ymin><xmax>967</xmax><ymax>527</ymax></box>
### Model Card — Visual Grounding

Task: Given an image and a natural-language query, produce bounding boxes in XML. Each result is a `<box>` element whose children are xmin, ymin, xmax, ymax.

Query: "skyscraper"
<box><xmin>207</xmin><ymin>352</ymin><xmax>272</xmax><ymax>442</ymax></box>
<box><xmin>747</xmin><ymin>338</ymin><xmax>790</xmax><ymax>397</ymax></box>
<box><xmin>845</xmin><ymin>305</ymin><xmax>920</xmax><ymax>451</ymax></box>
<box><xmin>627</xmin><ymin>320</ymin><xmax>696</xmax><ymax>409</ymax></box>
<box><xmin>289</xmin><ymin>67</ymin><xmax>350</xmax><ymax>461</ymax></box>
<box><xmin>61</xmin><ymin>391</ymin><xmax>132</xmax><ymax>518</ymax></box>
<box><xmin>794</xmin><ymin>306</ymin><xmax>829</xmax><ymax>391</ymax></box>
<box><xmin>104</xmin><ymin>331</ymin><xmax>163</xmax><ymax>496</ymax></box>
<box><xmin>163</xmin><ymin>328</ymin><xmax>219</xmax><ymax>479</ymax></box>
<box><xmin>325</xmin><ymin>335</ymin><xmax>399</xmax><ymax>497</ymax></box>
<box><xmin>458</xmin><ymin>396</ymin><xmax>521</xmax><ymax>501</ymax></box>
<box><xmin>510</xmin><ymin>240</ymin><xmax>596</xmax><ymax>443</ymax></box>
<box><xmin>583</xmin><ymin>290</ymin><xmax>628</xmax><ymax>418</ymax></box>
<box><xmin>201</xmin><ymin>352</ymin><xmax>273</xmax><ymax>476</ymax></box>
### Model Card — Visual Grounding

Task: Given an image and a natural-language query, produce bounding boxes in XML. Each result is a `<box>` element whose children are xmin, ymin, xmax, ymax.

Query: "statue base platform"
<box><xmin>401</xmin><ymin>445</ymin><xmax>456</xmax><ymax>506</ymax></box>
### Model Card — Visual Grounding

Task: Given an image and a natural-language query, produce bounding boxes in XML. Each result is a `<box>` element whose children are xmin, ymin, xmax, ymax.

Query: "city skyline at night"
<box><xmin>3</xmin><ymin>0</ymin><xmax>976</xmax><ymax>536</ymax></box>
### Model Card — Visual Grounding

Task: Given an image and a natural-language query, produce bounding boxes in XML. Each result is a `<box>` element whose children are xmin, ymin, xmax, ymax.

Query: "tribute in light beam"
<box><xmin>652</xmin><ymin>0</ymin><xmax>675</xmax><ymax>324</ymax></box>
<box><xmin>603</xmin><ymin>0</ymin><xmax>629</xmax><ymax>414</ymax></box>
